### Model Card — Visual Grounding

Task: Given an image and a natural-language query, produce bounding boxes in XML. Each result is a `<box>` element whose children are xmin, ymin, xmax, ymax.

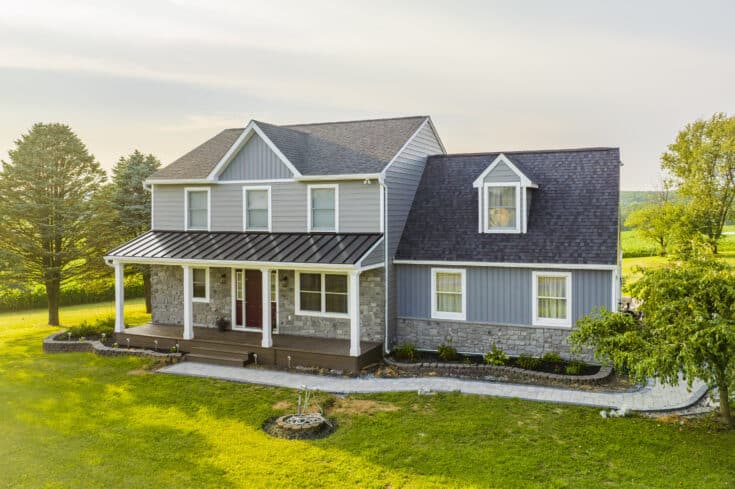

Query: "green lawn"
<box><xmin>1</xmin><ymin>301</ymin><xmax>734</xmax><ymax>488</ymax></box>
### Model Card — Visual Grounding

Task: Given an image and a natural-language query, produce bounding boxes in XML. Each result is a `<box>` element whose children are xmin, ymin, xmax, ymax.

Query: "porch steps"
<box><xmin>185</xmin><ymin>346</ymin><xmax>253</xmax><ymax>368</ymax></box>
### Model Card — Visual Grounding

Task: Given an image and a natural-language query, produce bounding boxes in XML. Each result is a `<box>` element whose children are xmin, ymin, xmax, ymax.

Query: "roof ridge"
<box><xmin>282</xmin><ymin>115</ymin><xmax>428</xmax><ymax>128</ymax></box>
<box><xmin>429</xmin><ymin>147</ymin><xmax>619</xmax><ymax>159</ymax></box>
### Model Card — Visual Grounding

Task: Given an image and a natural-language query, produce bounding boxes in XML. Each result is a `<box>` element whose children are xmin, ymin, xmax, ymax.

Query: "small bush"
<box><xmin>517</xmin><ymin>354</ymin><xmax>541</xmax><ymax>370</ymax></box>
<box><xmin>67</xmin><ymin>316</ymin><xmax>115</xmax><ymax>338</ymax></box>
<box><xmin>394</xmin><ymin>341</ymin><xmax>418</xmax><ymax>362</ymax></box>
<box><xmin>484</xmin><ymin>344</ymin><xmax>508</xmax><ymax>366</ymax></box>
<box><xmin>437</xmin><ymin>339</ymin><xmax>459</xmax><ymax>362</ymax></box>
<box><xmin>565</xmin><ymin>360</ymin><xmax>586</xmax><ymax>376</ymax></box>
<box><xmin>542</xmin><ymin>352</ymin><xmax>563</xmax><ymax>364</ymax></box>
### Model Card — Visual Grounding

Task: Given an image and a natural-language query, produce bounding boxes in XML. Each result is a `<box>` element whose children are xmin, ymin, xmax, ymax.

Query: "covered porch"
<box><xmin>116</xmin><ymin>323</ymin><xmax>383</xmax><ymax>372</ymax></box>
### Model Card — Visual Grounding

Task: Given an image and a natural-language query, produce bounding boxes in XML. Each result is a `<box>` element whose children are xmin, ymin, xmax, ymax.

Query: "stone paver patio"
<box><xmin>159</xmin><ymin>362</ymin><xmax>708</xmax><ymax>412</ymax></box>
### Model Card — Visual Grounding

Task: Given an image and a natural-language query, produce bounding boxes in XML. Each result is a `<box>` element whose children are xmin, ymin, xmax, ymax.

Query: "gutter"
<box><xmin>379</xmin><ymin>175</ymin><xmax>390</xmax><ymax>355</ymax></box>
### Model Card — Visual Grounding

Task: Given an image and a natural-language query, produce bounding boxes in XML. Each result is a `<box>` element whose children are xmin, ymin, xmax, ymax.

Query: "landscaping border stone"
<box><xmin>384</xmin><ymin>357</ymin><xmax>613</xmax><ymax>386</ymax></box>
<box><xmin>43</xmin><ymin>331</ymin><xmax>182</xmax><ymax>362</ymax></box>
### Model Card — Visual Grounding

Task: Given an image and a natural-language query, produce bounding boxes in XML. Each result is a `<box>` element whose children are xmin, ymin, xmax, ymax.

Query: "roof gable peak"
<box><xmin>472</xmin><ymin>153</ymin><xmax>537</xmax><ymax>188</ymax></box>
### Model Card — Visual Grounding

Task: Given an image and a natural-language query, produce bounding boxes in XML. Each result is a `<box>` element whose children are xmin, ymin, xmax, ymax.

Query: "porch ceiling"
<box><xmin>106</xmin><ymin>231</ymin><xmax>382</xmax><ymax>265</ymax></box>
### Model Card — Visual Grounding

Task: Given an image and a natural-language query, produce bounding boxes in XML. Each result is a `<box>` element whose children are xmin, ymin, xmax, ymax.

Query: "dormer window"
<box><xmin>485</xmin><ymin>184</ymin><xmax>520</xmax><ymax>232</ymax></box>
<box><xmin>473</xmin><ymin>154</ymin><xmax>537</xmax><ymax>235</ymax></box>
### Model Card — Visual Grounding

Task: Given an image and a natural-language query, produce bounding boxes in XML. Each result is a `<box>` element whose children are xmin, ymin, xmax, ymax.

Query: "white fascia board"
<box><xmin>104</xmin><ymin>255</ymin><xmax>358</xmax><ymax>271</ymax></box>
<box><xmin>472</xmin><ymin>153</ymin><xmax>537</xmax><ymax>188</ymax></box>
<box><xmin>295</xmin><ymin>173</ymin><xmax>382</xmax><ymax>182</ymax></box>
<box><xmin>356</xmin><ymin>236</ymin><xmax>385</xmax><ymax>268</ymax></box>
<box><xmin>426</xmin><ymin>116</ymin><xmax>447</xmax><ymax>154</ymax></box>
<box><xmin>206</xmin><ymin>121</ymin><xmax>302</xmax><ymax>181</ymax></box>
<box><xmin>393</xmin><ymin>259</ymin><xmax>617</xmax><ymax>271</ymax></box>
<box><xmin>380</xmin><ymin>117</ymin><xmax>430</xmax><ymax>178</ymax></box>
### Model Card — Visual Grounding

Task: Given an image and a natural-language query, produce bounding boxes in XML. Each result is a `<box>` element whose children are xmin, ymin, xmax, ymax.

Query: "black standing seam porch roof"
<box><xmin>105</xmin><ymin>231</ymin><xmax>383</xmax><ymax>265</ymax></box>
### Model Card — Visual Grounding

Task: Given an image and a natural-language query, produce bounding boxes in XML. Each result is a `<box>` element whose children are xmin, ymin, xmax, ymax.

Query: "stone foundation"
<box><xmin>395</xmin><ymin>317</ymin><xmax>594</xmax><ymax>361</ymax></box>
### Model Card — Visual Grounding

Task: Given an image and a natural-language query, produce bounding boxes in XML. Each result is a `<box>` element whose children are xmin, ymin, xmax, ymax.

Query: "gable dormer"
<box><xmin>472</xmin><ymin>153</ymin><xmax>537</xmax><ymax>234</ymax></box>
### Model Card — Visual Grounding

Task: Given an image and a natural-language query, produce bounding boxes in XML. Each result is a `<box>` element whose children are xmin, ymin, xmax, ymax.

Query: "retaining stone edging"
<box><xmin>384</xmin><ymin>357</ymin><xmax>613</xmax><ymax>385</ymax></box>
<box><xmin>43</xmin><ymin>331</ymin><xmax>182</xmax><ymax>361</ymax></box>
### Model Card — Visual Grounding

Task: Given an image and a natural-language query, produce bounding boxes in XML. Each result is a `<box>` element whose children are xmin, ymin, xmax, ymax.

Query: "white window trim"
<box><xmin>295</xmin><ymin>271</ymin><xmax>349</xmax><ymax>318</ymax></box>
<box><xmin>430</xmin><ymin>267</ymin><xmax>467</xmax><ymax>321</ymax></box>
<box><xmin>184</xmin><ymin>187</ymin><xmax>211</xmax><ymax>231</ymax></box>
<box><xmin>483</xmin><ymin>182</ymin><xmax>522</xmax><ymax>234</ymax></box>
<box><xmin>532</xmin><ymin>271</ymin><xmax>572</xmax><ymax>328</ymax></box>
<box><xmin>307</xmin><ymin>184</ymin><xmax>339</xmax><ymax>233</ymax></box>
<box><xmin>242</xmin><ymin>185</ymin><xmax>272</xmax><ymax>232</ymax></box>
<box><xmin>191</xmin><ymin>267</ymin><xmax>210</xmax><ymax>303</ymax></box>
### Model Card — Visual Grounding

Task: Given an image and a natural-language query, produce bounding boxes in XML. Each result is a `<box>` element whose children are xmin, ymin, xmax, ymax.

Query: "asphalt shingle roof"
<box><xmin>396</xmin><ymin>148</ymin><xmax>621</xmax><ymax>265</ymax></box>
<box><xmin>149</xmin><ymin>116</ymin><xmax>428</xmax><ymax>179</ymax></box>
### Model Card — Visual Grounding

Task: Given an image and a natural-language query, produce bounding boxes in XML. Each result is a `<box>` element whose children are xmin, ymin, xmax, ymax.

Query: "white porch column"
<box><xmin>182</xmin><ymin>265</ymin><xmax>194</xmax><ymax>340</ymax></box>
<box><xmin>261</xmin><ymin>268</ymin><xmax>273</xmax><ymax>348</ymax></box>
<box><xmin>349</xmin><ymin>270</ymin><xmax>361</xmax><ymax>357</ymax></box>
<box><xmin>114</xmin><ymin>261</ymin><xmax>125</xmax><ymax>333</ymax></box>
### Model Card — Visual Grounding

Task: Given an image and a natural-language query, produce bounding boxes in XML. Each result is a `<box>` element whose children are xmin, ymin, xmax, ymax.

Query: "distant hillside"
<box><xmin>620</xmin><ymin>191</ymin><xmax>660</xmax><ymax>229</ymax></box>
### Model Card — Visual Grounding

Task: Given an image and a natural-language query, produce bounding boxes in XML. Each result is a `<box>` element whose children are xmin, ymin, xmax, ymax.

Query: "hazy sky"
<box><xmin>1</xmin><ymin>0</ymin><xmax>734</xmax><ymax>190</ymax></box>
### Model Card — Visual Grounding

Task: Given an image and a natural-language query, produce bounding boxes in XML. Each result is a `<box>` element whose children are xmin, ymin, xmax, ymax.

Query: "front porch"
<box><xmin>117</xmin><ymin>323</ymin><xmax>383</xmax><ymax>372</ymax></box>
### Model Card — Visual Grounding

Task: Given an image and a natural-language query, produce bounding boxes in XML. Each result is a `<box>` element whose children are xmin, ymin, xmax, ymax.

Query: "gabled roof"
<box><xmin>472</xmin><ymin>153</ymin><xmax>537</xmax><ymax>188</ymax></box>
<box><xmin>396</xmin><ymin>148</ymin><xmax>621</xmax><ymax>265</ymax></box>
<box><xmin>149</xmin><ymin>116</ymin><xmax>432</xmax><ymax>180</ymax></box>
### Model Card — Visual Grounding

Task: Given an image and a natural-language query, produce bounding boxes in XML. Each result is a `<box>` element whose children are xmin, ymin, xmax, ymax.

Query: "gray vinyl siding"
<box><xmin>219</xmin><ymin>133</ymin><xmax>293</xmax><ymax>180</ymax></box>
<box><xmin>152</xmin><ymin>181</ymin><xmax>380</xmax><ymax>233</ymax></box>
<box><xmin>360</xmin><ymin>240</ymin><xmax>384</xmax><ymax>267</ymax></box>
<box><xmin>383</xmin><ymin>121</ymin><xmax>444</xmax><ymax>345</ymax></box>
<box><xmin>396</xmin><ymin>264</ymin><xmax>612</xmax><ymax>327</ymax></box>
<box><xmin>483</xmin><ymin>161</ymin><xmax>520</xmax><ymax>183</ymax></box>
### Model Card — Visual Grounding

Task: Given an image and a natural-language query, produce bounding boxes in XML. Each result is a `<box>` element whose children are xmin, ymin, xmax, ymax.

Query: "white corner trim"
<box><xmin>191</xmin><ymin>266</ymin><xmax>210</xmax><ymax>303</ymax></box>
<box><xmin>150</xmin><ymin>184</ymin><xmax>156</xmax><ymax>230</ymax></box>
<box><xmin>482</xmin><ymin>182</ymin><xmax>522</xmax><ymax>234</ymax></box>
<box><xmin>380</xmin><ymin>118</ymin><xmax>430</xmax><ymax>178</ymax></box>
<box><xmin>430</xmin><ymin>267</ymin><xmax>467</xmax><ymax>321</ymax></box>
<box><xmin>294</xmin><ymin>270</ymin><xmax>350</xmax><ymax>319</ymax></box>
<box><xmin>206</xmin><ymin>121</ymin><xmax>302</xmax><ymax>181</ymax></box>
<box><xmin>426</xmin><ymin>116</ymin><xmax>447</xmax><ymax>155</ymax></box>
<box><xmin>242</xmin><ymin>185</ymin><xmax>272</xmax><ymax>232</ymax></box>
<box><xmin>472</xmin><ymin>153</ymin><xmax>537</xmax><ymax>189</ymax></box>
<box><xmin>393</xmin><ymin>259</ymin><xmax>617</xmax><ymax>271</ymax></box>
<box><xmin>184</xmin><ymin>187</ymin><xmax>211</xmax><ymax>232</ymax></box>
<box><xmin>531</xmin><ymin>271</ymin><xmax>572</xmax><ymax>328</ymax></box>
<box><xmin>307</xmin><ymin>183</ymin><xmax>339</xmax><ymax>233</ymax></box>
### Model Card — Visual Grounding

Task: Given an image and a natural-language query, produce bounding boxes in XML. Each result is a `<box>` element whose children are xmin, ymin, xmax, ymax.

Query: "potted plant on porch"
<box><xmin>215</xmin><ymin>315</ymin><xmax>230</xmax><ymax>332</ymax></box>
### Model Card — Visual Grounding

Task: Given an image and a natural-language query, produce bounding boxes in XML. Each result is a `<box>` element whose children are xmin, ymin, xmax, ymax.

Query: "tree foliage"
<box><xmin>571</xmin><ymin>261</ymin><xmax>735</xmax><ymax>425</ymax></box>
<box><xmin>0</xmin><ymin>123</ymin><xmax>106</xmax><ymax>325</ymax></box>
<box><xmin>624</xmin><ymin>199</ymin><xmax>685</xmax><ymax>256</ymax></box>
<box><xmin>661</xmin><ymin>113</ymin><xmax>735</xmax><ymax>253</ymax></box>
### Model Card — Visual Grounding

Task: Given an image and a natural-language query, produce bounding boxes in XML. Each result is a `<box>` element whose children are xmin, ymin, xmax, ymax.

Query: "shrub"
<box><xmin>542</xmin><ymin>352</ymin><xmax>563</xmax><ymax>364</ymax></box>
<box><xmin>517</xmin><ymin>354</ymin><xmax>541</xmax><ymax>370</ymax></box>
<box><xmin>394</xmin><ymin>341</ymin><xmax>418</xmax><ymax>362</ymax></box>
<box><xmin>67</xmin><ymin>316</ymin><xmax>115</xmax><ymax>338</ymax></box>
<box><xmin>484</xmin><ymin>344</ymin><xmax>508</xmax><ymax>366</ymax></box>
<box><xmin>437</xmin><ymin>339</ymin><xmax>459</xmax><ymax>362</ymax></box>
<box><xmin>565</xmin><ymin>360</ymin><xmax>586</xmax><ymax>376</ymax></box>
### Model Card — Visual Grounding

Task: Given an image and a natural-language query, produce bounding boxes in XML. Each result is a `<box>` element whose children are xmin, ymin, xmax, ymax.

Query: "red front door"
<box><xmin>245</xmin><ymin>270</ymin><xmax>262</xmax><ymax>329</ymax></box>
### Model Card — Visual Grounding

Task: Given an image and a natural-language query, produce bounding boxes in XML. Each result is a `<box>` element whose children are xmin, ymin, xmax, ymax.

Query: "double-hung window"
<box><xmin>431</xmin><ymin>268</ymin><xmax>466</xmax><ymax>321</ymax></box>
<box><xmin>296</xmin><ymin>272</ymin><xmax>348</xmax><ymax>316</ymax></box>
<box><xmin>186</xmin><ymin>188</ymin><xmax>210</xmax><ymax>231</ymax></box>
<box><xmin>485</xmin><ymin>184</ymin><xmax>520</xmax><ymax>232</ymax></box>
<box><xmin>532</xmin><ymin>271</ymin><xmax>572</xmax><ymax>327</ymax></box>
<box><xmin>243</xmin><ymin>187</ymin><xmax>271</xmax><ymax>231</ymax></box>
<box><xmin>308</xmin><ymin>185</ymin><xmax>338</xmax><ymax>232</ymax></box>
<box><xmin>192</xmin><ymin>268</ymin><xmax>209</xmax><ymax>302</ymax></box>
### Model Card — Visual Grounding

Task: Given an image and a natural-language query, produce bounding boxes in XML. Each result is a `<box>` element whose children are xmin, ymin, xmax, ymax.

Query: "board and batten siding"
<box><xmin>152</xmin><ymin>181</ymin><xmax>380</xmax><ymax>233</ymax></box>
<box><xmin>396</xmin><ymin>264</ymin><xmax>612</xmax><ymax>327</ymax></box>
<box><xmin>219</xmin><ymin>133</ymin><xmax>293</xmax><ymax>180</ymax></box>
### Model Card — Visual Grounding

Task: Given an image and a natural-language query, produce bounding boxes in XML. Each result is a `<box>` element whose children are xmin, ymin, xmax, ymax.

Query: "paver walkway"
<box><xmin>159</xmin><ymin>362</ymin><xmax>708</xmax><ymax>412</ymax></box>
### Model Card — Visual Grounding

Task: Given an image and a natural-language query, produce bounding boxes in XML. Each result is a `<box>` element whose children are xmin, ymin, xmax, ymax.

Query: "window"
<box><xmin>186</xmin><ymin>188</ymin><xmax>210</xmax><ymax>231</ymax></box>
<box><xmin>296</xmin><ymin>271</ymin><xmax>348</xmax><ymax>316</ymax></box>
<box><xmin>192</xmin><ymin>268</ymin><xmax>209</xmax><ymax>302</ymax></box>
<box><xmin>532</xmin><ymin>271</ymin><xmax>572</xmax><ymax>327</ymax></box>
<box><xmin>431</xmin><ymin>268</ymin><xmax>466</xmax><ymax>320</ymax></box>
<box><xmin>485</xmin><ymin>184</ymin><xmax>520</xmax><ymax>232</ymax></box>
<box><xmin>243</xmin><ymin>187</ymin><xmax>271</xmax><ymax>231</ymax></box>
<box><xmin>308</xmin><ymin>185</ymin><xmax>338</xmax><ymax>232</ymax></box>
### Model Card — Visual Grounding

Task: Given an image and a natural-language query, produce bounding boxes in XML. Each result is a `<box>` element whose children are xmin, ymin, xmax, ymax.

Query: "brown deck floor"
<box><xmin>119</xmin><ymin>323</ymin><xmax>383</xmax><ymax>371</ymax></box>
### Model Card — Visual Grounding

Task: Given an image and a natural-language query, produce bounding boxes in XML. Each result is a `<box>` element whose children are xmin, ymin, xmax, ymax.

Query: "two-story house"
<box><xmin>106</xmin><ymin>116</ymin><xmax>620</xmax><ymax>371</ymax></box>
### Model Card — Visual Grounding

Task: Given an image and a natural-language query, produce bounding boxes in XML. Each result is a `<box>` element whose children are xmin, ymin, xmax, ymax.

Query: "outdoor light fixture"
<box><xmin>220</xmin><ymin>273</ymin><xmax>227</xmax><ymax>285</ymax></box>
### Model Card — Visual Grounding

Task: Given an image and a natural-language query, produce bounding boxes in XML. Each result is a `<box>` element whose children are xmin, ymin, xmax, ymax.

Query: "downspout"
<box><xmin>379</xmin><ymin>176</ymin><xmax>390</xmax><ymax>354</ymax></box>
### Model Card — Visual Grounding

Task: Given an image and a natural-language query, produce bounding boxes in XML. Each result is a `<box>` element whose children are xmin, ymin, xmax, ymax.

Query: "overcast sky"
<box><xmin>1</xmin><ymin>0</ymin><xmax>733</xmax><ymax>190</ymax></box>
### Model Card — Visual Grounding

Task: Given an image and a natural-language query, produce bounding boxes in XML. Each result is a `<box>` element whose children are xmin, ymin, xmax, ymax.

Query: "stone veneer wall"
<box><xmin>277</xmin><ymin>268</ymin><xmax>385</xmax><ymax>343</ymax></box>
<box><xmin>395</xmin><ymin>318</ymin><xmax>594</xmax><ymax>361</ymax></box>
<box><xmin>151</xmin><ymin>265</ymin><xmax>231</xmax><ymax>328</ymax></box>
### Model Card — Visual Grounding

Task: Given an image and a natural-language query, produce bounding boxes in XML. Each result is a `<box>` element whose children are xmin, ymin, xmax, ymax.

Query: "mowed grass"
<box><xmin>1</xmin><ymin>301</ymin><xmax>735</xmax><ymax>488</ymax></box>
